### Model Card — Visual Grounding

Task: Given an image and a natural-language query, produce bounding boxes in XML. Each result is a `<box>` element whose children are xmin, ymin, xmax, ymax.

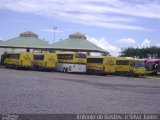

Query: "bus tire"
<box><xmin>12</xmin><ymin>64</ymin><xmax>16</xmax><ymax>69</ymax></box>
<box><xmin>125</xmin><ymin>72</ymin><xmax>130</xmax><ymax>77</ymax></box>
<box><xmin>134</xmin><ymin>74</ymin><xmax>139</xmax><ymax>77</ymax></box>
<box><xmin>120</xmin><ymin>72</ymin><xmax>125</xmax><ymax>76</ymax></box>
<box><xmin>6</xmin><ymin>65</ymin><xmax>9</xmax><ymax>68</ymax></box>
<box><xmin>87</xmin><ymin>69</ymin><xmax>92</xmax><ymax>75</ymax></box>
<box><xmin>100</xmin><ymin>73</ymin><xmax>106</xmax><ymax>76</ymax></box>
<box><xmin>33</xmin><ymin>65</ymin><xmax>39</xmax><ymax>71</ymax></box>
<box><xmin>63</xmin><ymin>68</ymin><xmax>65</xmax><ymax>73</ymax></box>
<box><xmin>15</xmin><ymin>65</ymin><xmax>20</xmax><ymax>70</ymax></box>
<box><xmin>95</xmin><ymin>71</ymin><xmax>99</xmax><ymax>75</ymax></box>
<box><xmin>90</xmin><ymin>70</ymin><xmax>95</xmax><ymax>75</ymax></box>
<box><xmin>65</xmin><ymin>68</ymin><xmax>68</xmax><ymax>73</ymax></box>
<box><xmin>153</xmin><ymin>71</ymin><xmax>157</xmax><ymax>76</ymax></box>
<box><xmin>63</xmin><ymin>68</ymin><xmax>68</xmax><ymax>73</ymax></box>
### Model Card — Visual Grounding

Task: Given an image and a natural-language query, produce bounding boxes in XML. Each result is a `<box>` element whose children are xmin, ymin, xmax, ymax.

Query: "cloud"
<box><xmin>116</xmin><ymin>37</ymin><xmax>136</xmax><ymax>44</ymax></box>
<box><xmin>156</xmin><ymin>43</ymin><xmax>160</xmax><ymax>47</ymax></box>
<box><xmin>0</xmin><ymin>0</ymin><xmax>155</xmax><ymax>31</ymax></box>
<box><xmin>12</xmin><ymin>19</ymin><xmax>29</xmax><ymax>23</ymax></box>
<box><xmin>141</xmin><ymin>39</ymin><xmax>151</xmax><ymax>47</ymax></box>
<box><xmin>0</xmin><ymin>37</ymin><xmax>3</xmax><ymax>40</ymax></box>
<box><xmin>87</xmin><ymin>36</ymin><xmax>120</xmax><ymax>56</ymax></box>
<box><xmin>39</xmin><ymin>28</ymin><xmax>63</xmax><ymax>33</ymax></box>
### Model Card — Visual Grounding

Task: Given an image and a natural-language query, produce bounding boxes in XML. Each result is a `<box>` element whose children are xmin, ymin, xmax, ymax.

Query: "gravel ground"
<box><xmin>0</xmin><ymin>67</ymin><xmax>160</xmax><ymax>114</ymax></box>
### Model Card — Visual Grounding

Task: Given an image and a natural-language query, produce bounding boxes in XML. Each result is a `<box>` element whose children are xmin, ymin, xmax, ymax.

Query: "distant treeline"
<box><xmin>120</xmin><ymin>46</ymin><xmax>160</xmax><ymax>58</ymax></box>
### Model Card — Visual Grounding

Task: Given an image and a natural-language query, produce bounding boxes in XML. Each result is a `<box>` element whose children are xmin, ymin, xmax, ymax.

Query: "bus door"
<box><xmin>20</xmin><ymin>53</ymin><xmax>33</xmax><ymax>67</ymax></box>
<box><xmin>104</xmin><ymin>57</ymin><xmax>116</xmax><ymax>73</ymax></box>
<box><xmin>33</xmin><ymin>54</ymin><xmax>44</xmax><ymax>69</ymax></box>
<box><xmin>44</xmin><ymin>54</ymin><xmax>57</xmax><ymax>68</ymax></box>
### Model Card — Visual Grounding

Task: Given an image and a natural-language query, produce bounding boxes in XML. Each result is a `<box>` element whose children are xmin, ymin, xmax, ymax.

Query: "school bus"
<box><xmin>115</xmin><ymin>57</ymin><xmax>146</xmax><ymax>76</ymax></box>
<box><xmin>56</xmin><ymin>52</ymin><xmax>87</xmax><ymax>73</ymax></box>
<box><xmin>32</xmin><ymin>53</ymin><xmax>57</xmax><ymax>70</ymax></box>
<box><xmin>4</xmin><ymin>52</ymin><xmax>33</xmax><ymax>69</ymax></box>
<box><xmin>87</xmin><ymin>56</ymin><xmax>146</xmax><ymax>76</ymax></box>
<box><xmin>86</xmin><ymin>56</ymin><xmax>116</xmax><ymax>75</ymax></box>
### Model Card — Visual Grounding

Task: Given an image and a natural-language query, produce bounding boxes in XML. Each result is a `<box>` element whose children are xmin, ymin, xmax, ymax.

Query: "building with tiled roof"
<box><xmin>50</xmin><ymin>32</ymin><xmax>106</xmax><ymax>52</ymax></box>
<box><xmin>0</xmin><ymin>31</ymin><xmax>49</xmax><ymax>49</ymax></box>
<box><xmin>0</xmin><ymin>31</ymin><xmax>49</xmax><ymax>58</ymax></box>
<box><xmin>0</xmin><ymin>40</ymin><xmax>3</xmax><ymax>43</ymax></box>
<box><xmin>0</xmin><ymin>31</ymin><xmax>108</xmax><ymax>58</ymax></box>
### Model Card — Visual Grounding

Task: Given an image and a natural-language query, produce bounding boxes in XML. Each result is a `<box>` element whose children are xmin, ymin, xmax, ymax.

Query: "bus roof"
<box><xmin>57</xmin><ymin>52</ymin><xmax>85</xmax><ymax>54</ymax></box>
<box><xmin>116</xmin><ymin>57</ymin><xmax>133</xmax><ymax>60</ymax></box>
<box><xmin>146</xmin><ymin>59</ymin><xmax>160</xmax><ymax>62</ymax></box>
<box><xmin>87</xmin><ymin>56</ymin><xmax>114</xmax><ymax>59</ymax></box>
<box><xmin>33</xmin><ymin>53</ymin><xmax>56</xmax><ymax>55</ymax></box>
<box><xmin>87</xmin><ymin>56</ymin><xmax>105</xmax><ymax>58</ymax></box>
<box><xmin>5</xmin><ymin>52</ymin><xmax>30</xmax><ymax>54</ymax></box>
<box><xmin>116</xmin><ymin>57</ymin><xmax>144</xmax><ymax>61</ymax></box>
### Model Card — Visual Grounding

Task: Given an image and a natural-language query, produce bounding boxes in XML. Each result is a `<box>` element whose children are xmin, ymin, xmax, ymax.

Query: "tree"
<box><xmin>120</xmin><ymin>46</ymin><xmax>160</xmax><ymax>58</ymax></box>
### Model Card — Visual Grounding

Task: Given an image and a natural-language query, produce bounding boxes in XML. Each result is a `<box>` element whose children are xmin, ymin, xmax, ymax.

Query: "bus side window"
<box><xmin>116</xmin><ymin>60</ymin><xmax>129</xmax><ymax>65</ymax></box>
<box><xmin>57</xmin><ymin>54</ymin><xmax>73</xmax><ymax>60</ymax></box>
<box><xmin>130</xmin><ymin>61</ymin><xmax>134</xmax><ymax>67</ymax></box>
<box><xmin>116</xmin><ymin>61</ymin><xmax>120</xmax><ymax>65</ymax></box>
<box><xmin>7</xmin><ymin>54</ymin><xmax>20</xmax><ymax>59</ymax></box>
<box><xmin>34</xmin><ymin>55</ymin><xmax>44</xmax><ymax>60</ymax></box>
<box><xmin>76</xmin><ymin>54</ymin><xmax>86</xmax><ymax>58</ymax></box>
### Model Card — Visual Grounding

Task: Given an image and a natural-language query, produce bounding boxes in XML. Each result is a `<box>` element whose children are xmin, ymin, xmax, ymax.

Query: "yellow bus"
<box><xmin>4</xmin><ymin>52</ymin><xmax>33</xmax><ymax>69</ymax></box>
<box><xmin>87</xmin><ymin>56</ymin><xmax>116</xmax><ymax>75</ymax></box>
<box><xmin>32</xmin><ymin>53</ymin><xmax>57</xmax><ymax>71</ymax></box>
<box><xmin>56</xmin><ymin>52</ymin><xmax>87</xmax><ymax>73</ymax></box>
<box><xmin>115</xmin><ymin>57</ymin><xmax>146</xmax><ymax>76</ymax></box>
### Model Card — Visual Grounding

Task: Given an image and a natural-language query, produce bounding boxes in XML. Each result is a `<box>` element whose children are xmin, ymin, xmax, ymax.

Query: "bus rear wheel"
<box><xmin>87</xmin><ymin>69</ymin><xmax>92</xmax><ymax>75</ymax></box>
<box><xmin>125</xmin><ymin>72</ymin><xmax>130</xmax><ymax>77</ymax></box>
<box><xmin>63</xmin><ymin>68</ymin><xmax>68</xmax><ymax>73</ymax></box>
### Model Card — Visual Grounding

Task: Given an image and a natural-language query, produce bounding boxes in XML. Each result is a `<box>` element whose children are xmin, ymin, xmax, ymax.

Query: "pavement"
<box><xmin>0</xmin><ymin>68</ymin><xmax>160</xmax><ymax>114</ymax></box>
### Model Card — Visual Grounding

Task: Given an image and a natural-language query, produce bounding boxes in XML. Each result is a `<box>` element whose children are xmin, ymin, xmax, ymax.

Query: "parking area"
<box><xmin>0</xmin><ymin>67</ymin><xmax>160</xmax><ymax>114</ymax></box>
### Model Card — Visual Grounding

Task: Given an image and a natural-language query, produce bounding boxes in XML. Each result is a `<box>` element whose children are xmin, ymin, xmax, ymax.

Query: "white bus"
<box><xmin>56</xmin><ymin>52</ymin><xmax>87</xmax><ymax>73</ymax></box>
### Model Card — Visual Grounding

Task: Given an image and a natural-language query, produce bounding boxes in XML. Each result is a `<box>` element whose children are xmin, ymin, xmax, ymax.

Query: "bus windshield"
<box><xmin>75</xmin><ymin>53</ymin><xmax>86</xmax><ymax>58</ymax></box>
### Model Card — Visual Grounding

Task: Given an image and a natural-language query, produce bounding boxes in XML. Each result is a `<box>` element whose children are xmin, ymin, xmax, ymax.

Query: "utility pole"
<box><xmin>53</xmin><ymin>26</ymin><xmax>57</xmax><ymax>44</ymax></box>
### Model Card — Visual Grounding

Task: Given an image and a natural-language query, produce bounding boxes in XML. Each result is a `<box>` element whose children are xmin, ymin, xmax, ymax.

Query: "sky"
<box><xmin>0</xmin><ymin>0</ymin><xmax>160</xmax><ymax>56</ymax></box>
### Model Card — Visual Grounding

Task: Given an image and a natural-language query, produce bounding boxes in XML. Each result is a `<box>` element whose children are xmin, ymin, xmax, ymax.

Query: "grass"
<box><xmin>144</xmin><ymin>75</ymin><xmax>160</xmax><ymax>79</ymax></box>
